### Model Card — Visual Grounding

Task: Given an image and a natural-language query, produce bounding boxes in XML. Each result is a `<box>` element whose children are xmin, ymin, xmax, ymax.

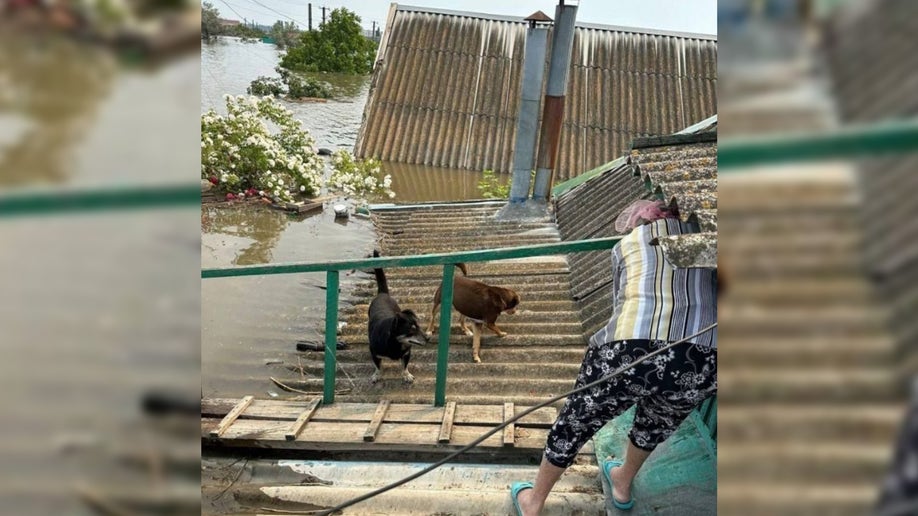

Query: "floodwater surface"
<box><xmin>201</xmin><ymin>37</ymin><xmax>493</xmax><ymax>398</ymax></box>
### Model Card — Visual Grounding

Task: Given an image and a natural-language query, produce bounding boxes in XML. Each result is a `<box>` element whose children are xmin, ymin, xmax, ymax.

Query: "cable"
<box><xmin>316</xmin><ymin>322</ymin><xmax>718</xmax><ymax>515</ymax></box>
<box><xmin>215</xmin><ymin>0</ymin><xmax>247</xmax><ymax>22</ymax></box>
<box><xmin>241</xmin><ymin>0</ymin><xmax>309</xmax><ymax>28</ymax></box>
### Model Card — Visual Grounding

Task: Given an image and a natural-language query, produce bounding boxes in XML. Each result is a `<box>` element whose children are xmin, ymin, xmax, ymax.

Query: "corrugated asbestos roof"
<box><xmin>355</xmin><ymin>4</ymin><xmax>717</xmax><ymax>182</ymax></box>
<box><xmin>553</xmin><ymin>117</ymin><xmax>717</xmax><ymax>340</ymax></box>
<box><xmin>824</xmin><ymin>0</ymin><xmax>918</xmax><ymax>372</ymax></box>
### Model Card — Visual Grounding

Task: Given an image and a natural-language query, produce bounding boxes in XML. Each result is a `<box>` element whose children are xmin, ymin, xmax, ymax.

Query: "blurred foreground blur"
<box><xmin>0</xmin><ymin>10</ymin><xmax>201</xmax><ymax>516</ymax></box>
<box><xmin>718</xmin><ymin>1</ymin><xmax>917</xmax><ymax>515</ymax></box>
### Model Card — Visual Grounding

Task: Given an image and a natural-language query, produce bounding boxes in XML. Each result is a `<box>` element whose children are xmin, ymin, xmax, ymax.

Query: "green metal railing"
<box><xmin>202</xmin><ymin>237</ymin><xmax>623</xmax><ymax>406</ymax></box>
<box><xmin>719</xmin><ymin>117</ymin><xmax>918</xmax><ymax>169</ymax></box>
<box><xmin>0</xmin><ymin>182</ymin><xmax>201</xmax><ymax>217</ymax></box>
<box><xmin>1</xmin><ymin>117</ymin><xmax>915</xmax><ymax>218</ymax></box>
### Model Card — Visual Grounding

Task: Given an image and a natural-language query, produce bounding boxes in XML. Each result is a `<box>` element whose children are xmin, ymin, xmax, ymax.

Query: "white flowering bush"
<box><xmin>201</xmin><ymin>95</ymin><xmax>325</xmax><ymax>202</ymax></box>
<box><xmin>328</xmin><ymin>150</ymin><xmax>395</xmax><ymax>200</ymax></box>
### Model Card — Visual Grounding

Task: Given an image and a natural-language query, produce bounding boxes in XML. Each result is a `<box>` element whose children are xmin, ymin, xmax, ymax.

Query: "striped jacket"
<box><xmin>590</xmin><ymin>218</ymin><xmax>717</xmax><ymax>349</ymax></box>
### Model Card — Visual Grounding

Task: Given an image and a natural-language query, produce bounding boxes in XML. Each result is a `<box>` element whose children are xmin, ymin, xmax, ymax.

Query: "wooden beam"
<box><xmin>209</xmin><ymin>396</ymin><xmax>254</xmax><ymax>438</ymax></box>
<box><xmin>363</xmin><ymin>400</ymin><xmax>391</xmax><ymax>442</ymax></box>
<box><xmin>284</xmin><ymin>398</ymin><xmax>321</xmax><ymax>441</ymax></box>
<box><xmin>503</xmin><ymin>402</ymin><xmax>515</xmax><ymax>447</ymax></box>
<box><xmin>438</xmin><ymin>401</ymin><xmax>457</xmax><ymax>443</ymax></box>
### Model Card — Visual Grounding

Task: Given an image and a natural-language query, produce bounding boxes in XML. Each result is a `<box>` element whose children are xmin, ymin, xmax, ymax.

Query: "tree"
<box><xmin>201</xmin><ymin>1</ymin><xmax>221</xmax><ymax>40</ymax></box>
<box><xmin>280</xmin><ymin>7</ymin><xmax>377</xmax><ymax>74</ymax></box>
<box><xmin>270</xmin><ymin>20</ymin><xmax>299</xmax><ymax>48</ymax></box>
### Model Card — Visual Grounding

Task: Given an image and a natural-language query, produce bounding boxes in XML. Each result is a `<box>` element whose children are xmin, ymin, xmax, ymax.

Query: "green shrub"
<box><xmin>328</xmin><ymin>150</ymin><xmax>394</xmax><ymax>200</ymax></box>
<box><xmin>477</xmin><ymin>169</ymin><xmax>510</xmax><ymax>199</ymax></box>
<box><xmin>247</xmin><ymin>76</ymin><xmax>284</xmax><ymax>97</ymax></box>
<box><xmin>275</xmin><ymin>67</ymin><xmax>332</xmax><ymax>99</ymax></box>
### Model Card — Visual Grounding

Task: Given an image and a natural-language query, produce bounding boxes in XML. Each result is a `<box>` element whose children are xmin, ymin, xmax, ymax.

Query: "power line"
<box><xmin>215</xmin><ymin>0</ymin><xmax>247</xmax><ymax>21</ymax></box>
<box><xmin>240</xmin><ymin>0</ymin><xmax>309</xmax><ymax>27</ymax></box>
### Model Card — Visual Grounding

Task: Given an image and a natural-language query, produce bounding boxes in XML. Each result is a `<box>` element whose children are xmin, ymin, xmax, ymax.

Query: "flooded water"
<box><xmin>0</xmin><ymin>35</ymin><xmax>199</xmax><ymax>188</ymax></box>
<box><xmin>201</xmin><ymin>37</ymin><xmax>496</xmax><ymax>398</ymax></box>
<box><xmin>1</xmin><ymin>34</ymin><xmax>200</xmax><ymax>515</ymax></box>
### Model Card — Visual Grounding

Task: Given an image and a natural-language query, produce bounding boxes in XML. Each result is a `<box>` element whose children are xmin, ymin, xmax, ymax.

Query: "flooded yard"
<box><xmin>1</xmin><ymin>34</ymin><xmax>200</xmax><ymax>515</ymax></box>
<box><xmin>201</xmin><ymin>37</ymin><xmax>492</xmax><ymax>398</ymax></box>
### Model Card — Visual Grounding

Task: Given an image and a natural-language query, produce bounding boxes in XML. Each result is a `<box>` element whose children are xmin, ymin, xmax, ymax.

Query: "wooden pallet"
<box><xmin>202</xmin><ymin>397</ymin><xmax>559</xmax><ymax>455</ymax></box>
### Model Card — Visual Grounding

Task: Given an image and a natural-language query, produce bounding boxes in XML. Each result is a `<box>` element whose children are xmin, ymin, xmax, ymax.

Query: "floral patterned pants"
<box><xmin>544</xmin><ymin>339</ymin><xmax>717</xmax><ymax>468</ymax></box>
<box><xmin>877</xmin><ymin>378</ymin><xmax>918</xmax><ymax>516</ymax></box>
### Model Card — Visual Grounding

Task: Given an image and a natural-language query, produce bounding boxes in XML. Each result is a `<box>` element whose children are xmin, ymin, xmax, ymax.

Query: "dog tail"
<box><xmin>454</xmin><ymin>263</ymin><xmax>468</xmax><ymax>276</ymax></box>
<box><xmin>373</xmin><ymin>250</ymin><xmax>389</xmax><ymax>294</ymax></box>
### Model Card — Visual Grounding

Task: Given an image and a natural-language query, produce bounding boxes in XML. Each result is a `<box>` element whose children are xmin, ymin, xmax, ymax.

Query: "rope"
<box><xmin>316</xmin><ymin>322</ymin><xmax>718</xmax><ymax>515</ymax></box>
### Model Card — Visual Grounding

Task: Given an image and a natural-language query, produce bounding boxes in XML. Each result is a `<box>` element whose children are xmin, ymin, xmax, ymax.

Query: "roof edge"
<box><xmin>394</xmin><ymin>4</ymin><xmax>718</xmax><ymax>40</ymax></box>
<box><xmin>631</xmin><ymin>131</ymin><xmax>717</xmax><ymax>150</ymax></box>
<box><xmin>551</xmin><ymin>156</ymin><xmax>628</xmax><ymax>199</ymax></box>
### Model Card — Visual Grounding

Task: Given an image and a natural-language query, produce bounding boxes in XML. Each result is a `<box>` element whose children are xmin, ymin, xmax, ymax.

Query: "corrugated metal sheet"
<box><xmin>356</xmin><ymin>4</ymin><xmax>717</xmax><ymax>182</ymax></box>
<box><xmin>553</xmin><ymin>119</ymin><xmax>717</xmax><ymax>340</ymax></box>
<box><xmin>824</xmin><ymin>0</ymin><xmax>918</xmax><ymax>374</ymax></box>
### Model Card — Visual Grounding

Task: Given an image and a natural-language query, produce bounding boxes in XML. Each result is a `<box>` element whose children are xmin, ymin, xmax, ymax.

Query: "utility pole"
<box><xmin>371</xmin><ymin>20</ymin><xmax>376</xmax><ymax>39</ymax></box>
<box><xmin>308</xmin><ymin>3</ymin><xmax>312</xmax><ymax>31</ymax></box>
<box><xmin>321</xmin><ymin>5</ymin><xmax>327</xmax><ymax>26</ymax></box>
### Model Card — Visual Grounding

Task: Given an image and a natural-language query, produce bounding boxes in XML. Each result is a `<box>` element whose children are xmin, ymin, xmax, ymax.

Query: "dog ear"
<box><xmin>487</xmin><ymin>290</ymin><xmax>507</xmax><ymax>310</ymax></box>
<box><xmin>400</xmin><ymin>309</ymin><xmax>419</xmax><ymax>324</ymax></box>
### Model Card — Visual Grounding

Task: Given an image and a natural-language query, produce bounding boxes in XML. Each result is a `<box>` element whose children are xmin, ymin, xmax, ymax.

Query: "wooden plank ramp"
<box><xmin>202</xmin><ymin>396</ymin><xmax>559</xmax><ymax>456</ymax></box>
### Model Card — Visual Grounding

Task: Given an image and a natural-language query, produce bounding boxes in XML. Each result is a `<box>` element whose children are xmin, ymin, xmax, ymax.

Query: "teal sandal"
<box><xmin>602</xmin><ymin>460</ymin><xmax>635</xmax><ymax>510</ymax></box>
<box><xmin>510</xmin><ymin>481</ymin><xmax>534</xmax><ymax>516</ymax></box>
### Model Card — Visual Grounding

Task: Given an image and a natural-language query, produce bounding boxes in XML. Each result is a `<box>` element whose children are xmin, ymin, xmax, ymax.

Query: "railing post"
<box><xmin>434</xmin><ymin>264</ymin><xmax>455</xmax><ymax>407</ymax></box>
<box><xmin>323</xmin><ymin>270</ymin><xmax>339</xmax><ymax>405</ymax></box>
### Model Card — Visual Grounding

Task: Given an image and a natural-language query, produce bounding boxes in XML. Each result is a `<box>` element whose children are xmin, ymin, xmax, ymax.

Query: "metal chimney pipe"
<box><xmin>532</xmin><ymin>1</ymin><xmax>577</xmax><ymax>201</ymax></box>
<box><xmin>507</xmin><ymin>14</ymin><xmax>551</xmax><ymax>203</ymax></box>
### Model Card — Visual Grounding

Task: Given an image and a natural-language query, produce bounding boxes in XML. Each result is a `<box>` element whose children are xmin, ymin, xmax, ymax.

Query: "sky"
<box><xmin>211</xmin><ymin>0</ymin><xmax>717</xmax><ymax>36</ymax></box>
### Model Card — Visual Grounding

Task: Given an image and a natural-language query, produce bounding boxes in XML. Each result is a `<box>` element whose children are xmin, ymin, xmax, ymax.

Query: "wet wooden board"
<box><xmin>202</xmin><ymin>398</ymin><xmax>558</xmax><ymax>427</ymax></box>
<box><xmin>209</xmin><ymin>396</ymin><xmax>253</xmax><ymax>438</ymax></box>
<box><xmin>202</xmin><ymin>418</ymin><xmax>548</xmax><ymax>452</ymax></box>
<box><xmin>284</xmin><ymin>398</ymin><xmax>321</xmax><ymax>441</ymax></box>
<box><xmin>438</xmin><ymin>401</ymin><xmax>457</xmax><ymax>443</ymax></box>
<box><xmin>503</xmin><ymin>403</ymin><xmax>515</xmax><ymax>447</ymax></box>
<box><xmin>363</xmin><ymin>400</ymin><xmax>391</xmax><ymax>442</ymax></box>
<box><xmin>202</xmin><ymin>397</ymin><xmax>560</xmax><ymax>455</ymax></box>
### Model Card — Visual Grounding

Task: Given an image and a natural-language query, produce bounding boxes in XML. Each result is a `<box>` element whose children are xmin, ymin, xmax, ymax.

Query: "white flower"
<box><xmin>200</xmin><ymin>141</ymin><xmax>205</xmax><ymax>148</ymax></box>
<box><xmin>268</xmin><ymin>159</ymin><xmax>275</xmax><ymax>167</ymax></box>
<box><xmin>300</xmin><ymin>185</ymin><xmax>306</xmax><ymax>192</ymax></box>
<box><xmin>388</xmin><ymin>192</ymin><xmax>396</xmax><ymax>198</ymax></box>
<box><xmin>278</xmin><ymin>179</ymin><xmax>284</xmax><ymax>186</ymax></box>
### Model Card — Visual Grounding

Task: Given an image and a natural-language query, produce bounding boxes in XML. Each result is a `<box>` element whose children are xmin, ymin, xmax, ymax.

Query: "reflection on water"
<box><xmin>202</xmin><ymin>204</ymin><xmax>293</xmax><ymax>265</ymax></box>
<box><xmin>381</xmin><ymin>161</ymin><xmax>487</xmax><ymax>202</ymax></box>
<box><xmin>0</xmin><ymin>35</ymin><xmax>114</xmax><ymax>186</ymax></box>
<box><xmin>0</xmin><ymin>33</ymin><xmax>200</xmax><ymax>189</ymax></box>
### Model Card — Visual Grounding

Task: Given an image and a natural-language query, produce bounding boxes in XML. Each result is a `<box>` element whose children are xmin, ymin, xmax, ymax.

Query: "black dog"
<box><xmin>368</xmin><ymin>250</ymin><xmax>427</xmax><ymax>384</ymax></box>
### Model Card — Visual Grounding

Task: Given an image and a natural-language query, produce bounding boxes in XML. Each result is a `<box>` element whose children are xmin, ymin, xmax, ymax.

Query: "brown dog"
<box><xmin>425</xmin><ymin>263</ymin><xmax>520</xmax><ymax>363</ymax></box>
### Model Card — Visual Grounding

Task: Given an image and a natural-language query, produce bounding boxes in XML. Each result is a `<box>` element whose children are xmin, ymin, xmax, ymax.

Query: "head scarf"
<box><xmin>615</xmin><ymin>199</ymin><xmax>678</xmax><ymax>233</ymax></box>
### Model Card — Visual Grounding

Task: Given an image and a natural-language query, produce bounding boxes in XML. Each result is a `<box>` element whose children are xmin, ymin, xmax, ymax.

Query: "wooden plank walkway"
<box><xmin>202</xmin><ymin>397</ymin><xmax>562</xmax><ymax>456</ymax></box>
